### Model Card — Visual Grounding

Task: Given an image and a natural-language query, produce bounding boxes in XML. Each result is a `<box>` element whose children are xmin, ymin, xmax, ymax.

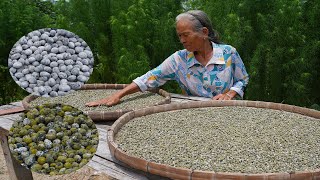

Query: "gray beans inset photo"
<box><xmin>8</xmin><ymin>28</ymin><xmax>94</xmax><ymax>97</ymax></box>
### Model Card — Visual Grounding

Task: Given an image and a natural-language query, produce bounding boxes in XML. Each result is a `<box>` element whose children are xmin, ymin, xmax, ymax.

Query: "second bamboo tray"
<box><xmin>108</xmin><ymin>100</ymin><xmax>320</xmax><ymax>180</ymax></box>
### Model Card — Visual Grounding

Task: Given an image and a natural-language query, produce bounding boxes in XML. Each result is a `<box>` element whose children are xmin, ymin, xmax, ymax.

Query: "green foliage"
<box><xmin>110</xmin><ymin>3</ymin><xmax>151</xmax><ymax>83</ymax></box>
<box><xmin>301</xmin><ymin>0</ymin><xmax>320</xmax><ymax>106</ymax></box>
<box><xmin>310</xmin><ymin>104</ymin><xmax>320</xmax><ymax>111</ymax></box>
<box><xmin>0</xmin><ymin>65</ymin><xmax>27</xmax><ymax>105</ymax></box>
<box><xmin>0</xmin><ymin>0</ymin><xmax>319</xmax><ymax>110</ymax></box>
<box><xmin>188</xmin><ymin>0</ymin><xmax>318</xmax><ymax>107</ymax></box>
<box><xmin>110</xmin><ymin>0</ymin><xmax>182</xmax><ymax>83</ymax></box>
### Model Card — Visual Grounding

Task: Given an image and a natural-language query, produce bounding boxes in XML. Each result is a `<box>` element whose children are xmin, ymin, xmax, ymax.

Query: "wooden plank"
<box><xmin>88</xmin><ymin>155</ymin><xmax>148</xmax><ymax>180</ymax></box>
<box><xmin>0</xmin><ymin>104</ymin><xmax>17</xmax><ymax>110</ymax></box>
<box><xmin>9</xmin><ymin>102</ymin><xmax>23</xmax><ymax>107</ymax></box>
<box><xmin>89</xmin><ymin>156</ymin><xmax>170</xmax><ymax>180</ymax></box>
<box><xmin>95</xmin><ymin>124</ymin><xmax>111</xmax><ymax>131</ymax></box>
<box><xmin>0</xmin><ymin>113</ymin><xmax>22</xmax><ymax>122</ymax></box>
<box><xmin>0</xmin><ymin>107</ymin><xmax>25</xmax><ymax>116</ymax></box>
<box><xmin>0</xmin><ymin>101</ymin><xmax>22</xmax><ymax>110</ymax></box>
<box><xmin>0</xmin><ymin>129</ymin><xmax>33</xmax><ymax>180</ymax></box>
<box><xmin>0</xmin><ymin>113</ymin><xmax>21</xmax><ymax>131</ymax></box>
<box><xmin>0</xmin><ymin>119</ymin><xmax>13</xmax><ymax>133</ymax></box>
<box><xmin>96</xmin><ymin>127</ymin><xmax>131</xmax><ymax>165</ymax></box>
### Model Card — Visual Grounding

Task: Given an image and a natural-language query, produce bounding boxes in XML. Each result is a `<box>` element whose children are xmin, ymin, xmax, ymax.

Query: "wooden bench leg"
<box><xmin>0</xmin><ymin>134</ymin><xmax>33</xmax><ymax>180</ymax></box>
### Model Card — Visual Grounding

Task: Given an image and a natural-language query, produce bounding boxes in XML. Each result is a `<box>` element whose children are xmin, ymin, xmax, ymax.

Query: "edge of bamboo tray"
<box><xmin>108</xmin><ymin>100</ymin><xmax>320</xmax><ymax>180</ymax></box>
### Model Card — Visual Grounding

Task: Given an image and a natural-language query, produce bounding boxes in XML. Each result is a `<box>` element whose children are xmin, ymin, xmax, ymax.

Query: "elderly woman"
<box><xmin>86</xmin><ymin>10</ymin><xmax>249</xmax><ymax>107</ymax></box>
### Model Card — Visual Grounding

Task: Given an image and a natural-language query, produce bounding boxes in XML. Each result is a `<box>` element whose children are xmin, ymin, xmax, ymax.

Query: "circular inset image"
<box><xmin>8</xmin><ymin>28</ymin><xmax>94</xmax><ymax>97</ymax></box>
<box><xmin>8</xmin><ymin>103</ymin><xmax>98</xmax><ymax>175</ymax></box>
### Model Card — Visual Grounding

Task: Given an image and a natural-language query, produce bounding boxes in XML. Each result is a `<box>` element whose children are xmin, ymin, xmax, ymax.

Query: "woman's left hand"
<box><xmin>212</xmin><ymin>90</ymin><xmax>237</xmax><ymax>100</ymax></box>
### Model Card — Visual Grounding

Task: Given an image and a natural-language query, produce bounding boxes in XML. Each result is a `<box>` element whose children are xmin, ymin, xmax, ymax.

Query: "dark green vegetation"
<box><xmin>0</xmin><ymin>0</ymin><xmax>319</xmax><ymax>110</ymax></box>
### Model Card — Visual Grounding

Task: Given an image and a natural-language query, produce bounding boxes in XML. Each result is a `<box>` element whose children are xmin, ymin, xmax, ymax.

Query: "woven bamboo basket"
<box><xmin>108</xmin><ymin>100</ymin><xmax>320</xmax><ymax>180</ymax></box>
<box><xmin>22</xmin><ymin>83</ymin><xmax>171</xmax><ymax>122</ymax></box>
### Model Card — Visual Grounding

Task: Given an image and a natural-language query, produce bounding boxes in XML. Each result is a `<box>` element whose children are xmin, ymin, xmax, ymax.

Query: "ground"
<box><xmin>0</xmin><ymin>146</ymin><xmax>117</xmax><ymax>180</ymax></box>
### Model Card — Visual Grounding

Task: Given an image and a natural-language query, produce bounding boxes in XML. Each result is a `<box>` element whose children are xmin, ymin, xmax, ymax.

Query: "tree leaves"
<box><xmin>0</xmin><ymin>0</ymin><xmax>319</xmax><ymax>108</ymax></box>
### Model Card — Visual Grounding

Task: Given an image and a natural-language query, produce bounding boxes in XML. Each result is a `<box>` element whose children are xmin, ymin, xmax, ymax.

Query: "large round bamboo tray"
<box><xmin>108</xmin><ymin>100</ymin><xmax>320</xmax><ymax>180</ymax></box>
<box><xmin>22</xmin><ymin>83</ymin><xmax>171</xmax><ymax>121</ymax></box>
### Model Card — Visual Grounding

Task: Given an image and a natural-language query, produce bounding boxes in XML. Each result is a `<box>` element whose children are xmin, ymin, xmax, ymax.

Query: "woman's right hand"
<box><xmin>85</xmin><ymin>93</ymin><xmax>121</xmax><ymax>107</ymax></box>
<box><xmin>85</xmin><ymin>82</ymin><xmax>141</xmax><ymax>107</ymax></box>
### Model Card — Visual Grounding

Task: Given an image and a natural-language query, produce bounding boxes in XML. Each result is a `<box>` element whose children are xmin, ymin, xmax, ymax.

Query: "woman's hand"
<box><xmin>85</xmin><ymin>82</ymin><xmax>140</xmax><ymax>107</ymax></box>
<box><xmin>85</xmin><ymin>93</ymin><xmax>121</xmax><ymax>107</ymax></box>
<box><xmin>212</xmin><ymin>90</ymin><xmax>237</xmax><ymax>100</ymax></box>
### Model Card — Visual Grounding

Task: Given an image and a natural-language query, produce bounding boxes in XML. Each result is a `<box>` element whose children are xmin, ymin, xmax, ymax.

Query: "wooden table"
<box><xmin>0</xmin><ymin>94</ymin><xmax>210</xmax><ymax>180</ymax></box>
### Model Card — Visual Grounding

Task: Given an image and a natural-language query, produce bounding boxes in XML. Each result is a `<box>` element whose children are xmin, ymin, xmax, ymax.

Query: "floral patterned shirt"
<box><xmin>133</xmin><ymin>42</ymin><xmax>249</xmax><ymax>98</ymax></box>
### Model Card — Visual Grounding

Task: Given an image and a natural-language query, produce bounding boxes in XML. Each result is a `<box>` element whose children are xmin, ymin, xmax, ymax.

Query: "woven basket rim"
<box><xmin>108</xmin><ymin>100</ymin><xmax>320</xmax><ymax>179</ymax></box>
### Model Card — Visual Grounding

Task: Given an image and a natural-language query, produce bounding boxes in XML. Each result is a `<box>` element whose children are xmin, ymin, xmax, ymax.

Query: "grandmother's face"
<box><xmin>176</xmin><ymin>19</ymin><xmax>205</xmax><ymax>52</ymax></box>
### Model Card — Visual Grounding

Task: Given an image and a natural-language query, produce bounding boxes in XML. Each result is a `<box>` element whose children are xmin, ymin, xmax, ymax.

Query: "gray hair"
<box><xmin>176</xmin><ymin>10</ymin><xmax>220</xmax><ymax>44</ymax></box>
